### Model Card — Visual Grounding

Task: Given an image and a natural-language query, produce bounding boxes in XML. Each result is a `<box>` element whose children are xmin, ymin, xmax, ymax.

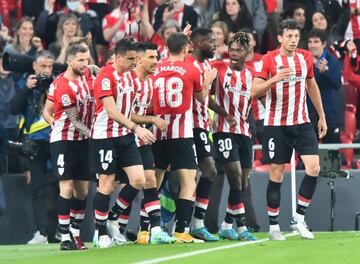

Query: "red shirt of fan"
<box><xmin>186</xmin><ymin>55</ymin><xmax>212</xmax><ymax>131</ymax></box>
<box><xmin>91</xmin><ymin>64</ymin><xmax>135</xmax><ymax>139</ymax></box>
<box><xmin>132</xmin><ymin>71</ymin><xmax>154</xmax><ymax>146</ymax></box>
<box><xmin>254</xmin><ymin>48</ymin><xmax>314</xmax><ymax>126</ymax></box>
<box><xmin>152</xmin><ymin>60</ymin><xmax>202</xmax><ymax>139</ymax></box>
<box><xmin>50</xmin><ymin>74</ymin><xmax>93</xmax><ymax>143</ymax></box>
<box><xmin>211</xmin><ymin>61</ymin><xmax>253</xmax><ymax>137</ymax></box>
<box><xmin>151</xmin><ymin>33</ymin><xmax>170</xmax><ymax>60</ymax></box>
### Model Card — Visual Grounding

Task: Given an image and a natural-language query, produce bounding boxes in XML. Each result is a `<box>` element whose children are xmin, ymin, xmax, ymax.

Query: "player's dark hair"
<box><xmin>228</xmin><ymin>31</ymin><xmax>250</xmax><ymax>51</ymax></box>
<box><xmin>190</xmin><ymin>27</ymin><xmax>213</xmax><ymax>42</ymax></box>
<box><xmin>66</xmin><ymin>43</ymin><xmax>88</xmax><ymax>59</ymax></box>
<box><xmin>307</xmin><ymin>28</ymin><xmax>327</xmax><ymax>44</ymax></box>
<box><xmin>278</xmin><ymin>19</ymin><xmax>301</xmax><ymax>36</ymax></box>
<box><xmin>167</xmin><ymin>33</ymin><xmax>189</xmax><ymax>55</ymax></box>
<box><xmin>115</xmin><ymin>38</ymin><xmax>137</xmax><ymax>55</ymax></box>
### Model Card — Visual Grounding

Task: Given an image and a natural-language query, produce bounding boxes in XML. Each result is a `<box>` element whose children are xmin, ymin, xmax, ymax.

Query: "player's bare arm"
<box><xmin>195</xmin><ymin>68</ymin><xmax>218</xmax><ymax>103</ymax></box>
<box><xmin>208</xmin><ymin>96</ymin><xmax>237</xmax><ymax>127</ymax></box>
<box><xmin>131</xmin><ymin>113</ymin><xmax>167</xmax><ymax>132</ymax></box>
<box><xmin>43</xmin><ymin>99</ymin><xmax>54</xmax><ymax>125</ymax></box>
<box><xmin>102</xmin><ymin>96</ymin><xmax>156</xmax><ymax>144</ymax></box>
<box><xmin>65</xmin><ymin>106</ymin><xmax>91</xmax><ymax>137</ymax></box>
<box><xmin>251</xmin><ymin>68</ymin><xmax>293</xmax><ymax>98</ymax></box>
<box><xmin>307</xmin><ymin>77</ymin><xmax>327</xmax><ymax>139</ymax></box>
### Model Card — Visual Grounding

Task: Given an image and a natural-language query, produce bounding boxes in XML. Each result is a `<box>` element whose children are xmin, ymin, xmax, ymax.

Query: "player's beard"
<box><xmin>203</xmin><ymin>49</ymin><xmax>215</xmax><ymax>59</ymax></box>
<box><xmin>73</xmin><ymin>67</ymin><xmax>86</xmax><ymax>76</ymax></box>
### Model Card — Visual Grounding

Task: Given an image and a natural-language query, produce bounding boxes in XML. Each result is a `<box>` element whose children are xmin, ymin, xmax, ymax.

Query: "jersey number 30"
<box><xmin>155</xmin><ymin>77</ymin><xmax>183</xmax><ymax>108</ymax></box>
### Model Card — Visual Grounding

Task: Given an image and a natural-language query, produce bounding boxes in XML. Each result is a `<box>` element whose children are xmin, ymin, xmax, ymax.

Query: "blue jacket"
<box><xmin>9</xmin><ymin>74</ymin><xmax>50</xmax><ymax>141</ymax></box>
<box><xmin>307</xmin><ymin>49</ymin><xmax>345</xmax><ymax>127</ymax></box>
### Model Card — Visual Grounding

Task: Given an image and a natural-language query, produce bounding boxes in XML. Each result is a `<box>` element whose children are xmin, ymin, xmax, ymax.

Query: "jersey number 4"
<box><xmin>155</xmin><ymin>77</ymin><xmax>183</xmax><ymax>108</ymax></box>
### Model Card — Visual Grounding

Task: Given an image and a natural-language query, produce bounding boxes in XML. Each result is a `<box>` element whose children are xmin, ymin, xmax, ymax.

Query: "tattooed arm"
<box><xmin>65</xmin><ymin>107</ymin><xmax>90</xmax><ymax>137</ymax></box>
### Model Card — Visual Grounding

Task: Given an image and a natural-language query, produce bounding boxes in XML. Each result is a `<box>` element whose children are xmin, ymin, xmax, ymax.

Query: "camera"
<box><xmin>35</xmin><ymin>74</ymin><xmax>54</xmax><ymax>93</ymax></box>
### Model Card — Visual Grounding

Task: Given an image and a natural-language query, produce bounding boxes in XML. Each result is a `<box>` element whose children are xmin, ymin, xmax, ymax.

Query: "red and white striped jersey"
<box><xmin>152</xmin><ymin>60</ymin><xmax>202</xmax><ymax>140</ymax></box>
<box><xmin>91</xmin><ymin>64</ymin><xmax>135</xmax><ymax>139</ymax></box>
<box><xmin>211</xmin><ymin>61</ymin><xmax>253</xmax><ymax>137</ymax></box>
<box><xmin>186</xmin><ymin>56</ymin><xmax>211</xmax><ymax>131</ymax></box>
<box><xmin>85</xmin><ymin>0</ymin><xmax>110</xmax><ymax>4</ymax></box>
<box><xmin>102</xmin><ymin>8</ymin><xmax>144</xmax><ymax>48</ymax></box>
<box><xmin>246</xmin><ymin>53</ymin><xmax>265</xmax><ymax>121</ymax></box>
<box><xmin>50</xmin><ymin>75</ymin><xmax>94</xmax><ymax>143</ymax></box>
<box><xmin>254</xmin><ymin>49</ymin><xmax>314</xmax><ymax>126</ymax></box>
<box><xmin>132</xmin><ymin>71</ymin><xmax>154</xmax><ymax>146</ymax></box>
<box><xmin>348</xmin><ymin>0</ymin><xmax>360</xmax><ymax>39</ymax></box>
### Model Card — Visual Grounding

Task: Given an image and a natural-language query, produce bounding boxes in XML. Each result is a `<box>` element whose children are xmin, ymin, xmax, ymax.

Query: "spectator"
<box><xmin>0</xmin><ymin>53</ymin><xmax>18</xmax><ymax>141</ymax></box>
<box><xmin>140</xmin><ymin>1</ymin><xmax>181</xmax><ymax>60</ymax></box>
<box><xmin>9</xmin><ymin>51</ymin><xmax>55</xmax><ymax>244</ymax></box>
<box><xmin>213</xmin><ymin>0</ymin><xmax>253</xmax><ymax>38</ymax></box>
<box><xmin>4</xmin><ymin>17</ymin><xmax>42</xmax><ymax>56</ymax></box>
<box><xmin>153</xmin><ymin>0</ymin><xmax>198</xmax><ymax>32</ymax></box>
<box><xmin>243</xmin><ymin>0</ymin><xmax>267</xmax><ymax>51</ymax></box>
<box><xmin>211</xmin><ymin>21</ymin><xmax>229</xmax><ymax>61</ymax></box>
<box><xmin>280</xmin><ymin>3</ymin><xmax>307</xmax><ymax>49</ymax></box>
<box><xmin>307</xmin><ymin>29</ymin><xmax>345</xmax><ymax>143</ymax></box>
<box><xmin>36</xmin><ymin>0</ymin><xmax>99</xmax><ymax>49</ymax></box>
<box><xmin>193</xmin><ymin>0</ymin><xmax>217</xmax><ymax>27</ymax></box>
<box><xmin>342</xmin><ymin>39</ymin><xmax>360</xmax><ymax>89</ymax></box>
<box><xmin>312</xmin><ymin>10</ymin><xmax>350</xmax><ymax>46</ymax></box>
<box><xmin>102</xmin><ymin>0</ymin><xmax>144</xmax><ymax>47</ymax></box>
<box><xmin>48</xmin><ymin>13</ymin><xmax>82</xmax><ymax>64</ymax></box>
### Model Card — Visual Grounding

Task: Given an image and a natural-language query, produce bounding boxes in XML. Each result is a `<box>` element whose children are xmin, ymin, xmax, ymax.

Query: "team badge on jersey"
<box><xmin>269</xmin><ymin>151</ymin><xmax>274</xmax><ymax>159</ymax></box>
<box><xmin>58</xmin><ymin>167</ymin><xmax>64</xmax><ymax>176</ymax></box>
<box><xmin>61</xmin><ymin>94</ymin><xmax>72</xmax><ymax>107</ymax></box>
<box><xmin>102</xmin><ymin>163</ymin><xmax>109</xmax><ymax>170</ymax></box>
<box><xmin>223</xmin><ymin>151</ymin><xmax>230</xmax><ymax>159</ymax></box>
<box><xmin>205</xmin><ymin>145</ymin><xmax>211</xmax><ymax>152</ymax></box>
<box><xmin>102</xmin><ymin>78</ymin><xmax>111</xmax><ymax>91</ymax></box>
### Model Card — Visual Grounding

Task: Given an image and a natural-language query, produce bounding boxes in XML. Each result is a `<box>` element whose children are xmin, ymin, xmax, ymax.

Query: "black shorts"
<box><xmin>139</xmin><ymin>145</ymin><xmax>155</xmax><ymax>171</ymax></box>
<box><xmin>152</xmin><ymin>138</ymin><xmax>197</xmax><ymax>170</ymax></box>
<box><xmin>213</xmin><ymin>132</ymin><xmax>253</xmax><ymax>168</ymax></box>
<box><xmin>193</xmin><ymin>128</ymin><xmax>214</xmax><ymax>161</ymax></box>
<box><xmin>262</xmin><ymin>123</ymin><xmax>319</xmax><ymax>164</ymax></box>
<box><xmin>50</xmin><ymin>140</ymin><xmax>89</xmax><ymax>181</ymax></box>
<box><xmin>90</xmin><ymin>169</ymin><xmax>129</xmax><ymax>185</ymax></box>
<box><xmin>90</xmin><ymin>133</ymin><xmax>143</xmax><ymax>176</ymax></box>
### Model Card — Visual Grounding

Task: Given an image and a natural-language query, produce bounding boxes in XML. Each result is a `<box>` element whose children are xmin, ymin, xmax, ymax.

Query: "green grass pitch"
<box><xmin>1</xmin><ymin>232</ymin><xmax>360</xmax><ymax>264</ymax></box>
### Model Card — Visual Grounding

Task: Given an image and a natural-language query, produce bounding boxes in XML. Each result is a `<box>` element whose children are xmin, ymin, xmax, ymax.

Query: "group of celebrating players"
<box><xmin>43</xmin><ymin>18</ymin><xmax>328</xmax><ymax>250</ymax></box>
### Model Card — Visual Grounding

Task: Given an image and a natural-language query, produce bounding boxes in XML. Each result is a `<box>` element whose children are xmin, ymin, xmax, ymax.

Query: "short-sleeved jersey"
<box><xmin>254</xmin><ymin>48</ymin><xmax>314</xmax><ymax>126</ymax></box>
<box><xmin>186</xmin><ymin>56</ymin><xmax>211</xmax><ymax>131</ymax></box>
<box><xmin>50</xmin><ymin>74</ymin><xmax>93</xmax><ymax>143</ymax></box>
<box><xmin>132</xmin><ymin>71</ymin><xmax>154</xmax><ymax>146</ymax></box>
<box><xmin>91</xmin><ymin>64</ymin><xmax>135</xmax><ymax>139</ymax></box>
<box><xmin>152</xmin><ymin>60</ymin><xmax>202</xmax><ymax>140</ymax></box>
<box><xmin>211</xmin><ymin>61</ymin><xmax>253</xmax><ymax>137</ymax></box>
<box><xmin>246</xmin><ymin>53</ymin><xmax>265</xmax><ymax>121</ymax></box>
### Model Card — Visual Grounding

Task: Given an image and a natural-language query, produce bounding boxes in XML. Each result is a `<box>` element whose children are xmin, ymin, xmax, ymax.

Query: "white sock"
<box><xmin>294</xmin><ymin>213</ymin><xmax>305</xmax><ymax>222</ymax></box>
<box><xmin>221</xmin><ymin>222</ymin><xmax>233</xmax><ymax>230</ymax></box>
<box><xmin>194</xmin><ymin>218</ymin><xmax>204</xmax><ymax>229</ymax></box>
<box><xmin>70</xmin><ymin>226</ymin><xmax>80</xmax><ymax>237</ymax></box>
<box><xmin>61</xmin><ymin>233</ymin><xmax>71</xmax><ymax>242</ymax></box>
<box><xmin>237</xmin><ymin>226</ymin><xmax>248</xmax><ymax>233</ymax></box>
<box><xmin>151</xmin><ymin>226</ymin><xmax>161</xmax><ymax>235</ymax></box>
<box><xmin>269</xmin><ymin>224</ymin><xmax>280</xmax><ymax>233</ymax></box>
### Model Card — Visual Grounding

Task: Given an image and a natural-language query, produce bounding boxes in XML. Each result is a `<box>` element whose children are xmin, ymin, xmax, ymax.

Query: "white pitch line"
<box><xmin>135</xmin><ymin>233</ymin><xmax>298</xmax><ymax>264</ymax></box>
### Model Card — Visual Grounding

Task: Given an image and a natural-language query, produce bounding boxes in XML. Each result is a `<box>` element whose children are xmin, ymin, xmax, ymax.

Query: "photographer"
<box><xmin>9</xmin><ymin>51</ymin><xmax>55</xmax><ymax>244</ymax></box>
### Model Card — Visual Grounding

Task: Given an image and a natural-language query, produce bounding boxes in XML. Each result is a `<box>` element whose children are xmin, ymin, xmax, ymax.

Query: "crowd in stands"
<box><xmin>0</xmin><ymin>0</ymin><xmax>360</xmax><ymax>244</ymax></box>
